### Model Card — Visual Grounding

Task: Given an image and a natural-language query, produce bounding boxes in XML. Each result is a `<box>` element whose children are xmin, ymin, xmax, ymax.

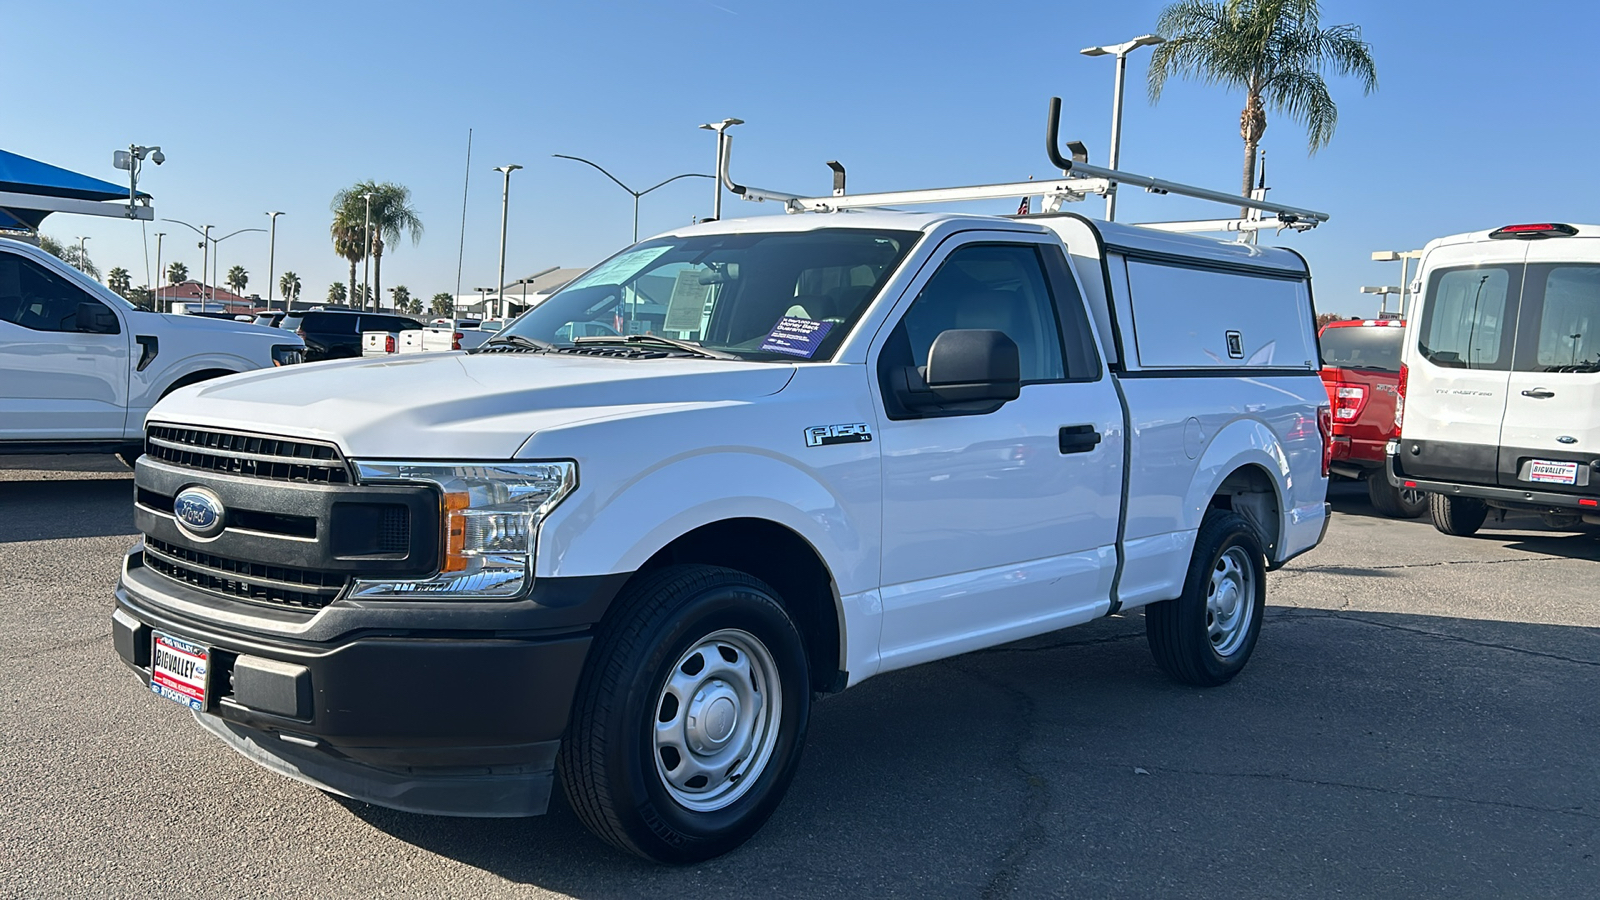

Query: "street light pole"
<box><xmin>492</xmin><ymin>164</ymin><xmax>522</xmax><ymax>320</ymax></box>
<box><xmin>153</xmin><ymin>232</ymin><xmax>165</xmax><ymax>309</ymax></box>
<box><xmin>361</xmin><ymin>192</ymin><xmax>375</xmax><ymax>310</ymax></box>
<box><xmin>697</xmin><ymin>119</ymin><xmax>743</xmax><ymax>220</ymax></box>
<box><xmin>1080</xmin><ymin>34</ymin><xmax>1165</xmax><ymax>222</ymax></box>
<box><xmin>1372</xmin><ymin>250</ymin><xmax>1424</xmax><ymax>317</ymax></box>
<box><xmin>474</xmin><ymin>286</ymin><xmax>493</xmax><ymax>316</ymax></box>
<box><xmin>266</xmin><ymin>211</ymin><xmax>284</xmax><ymax>312</ymax></box>
<box><xmin>77</xmin><ymin>236</ymin><xmax>90</xmax><ymax>274</ymax></box>
<box><xmin>551</xmin><ymin>155</ymin><xmax>712</xmax><ymax>244</ymax></box>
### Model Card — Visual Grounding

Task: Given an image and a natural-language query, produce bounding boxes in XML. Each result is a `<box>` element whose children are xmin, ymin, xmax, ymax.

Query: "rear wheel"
<box><xmin>1429</xmin><ymin>493</ymin><xmax>1488</xmax><ymax>536</ymax></box>
<box><xmin>558</xmin><ymin>565</ymin><xmax>810</xmax><ymax>863</ymax></box>
<box><xmin>1367</xmin><ymin>474</ymin><xmax>1428</xmax><ymax>518</ymax></box>
<box><xmin>1145</xmin><ymin>510</ymin><xmax>1267</xmax><ymax>687</ymax></box>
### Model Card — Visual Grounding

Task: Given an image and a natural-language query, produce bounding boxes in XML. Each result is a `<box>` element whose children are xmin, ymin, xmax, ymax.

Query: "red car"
<box><xmin>1319</xmin><ymin>318</ymin><xmax>1426</xmax><ymax>517</ymax></box>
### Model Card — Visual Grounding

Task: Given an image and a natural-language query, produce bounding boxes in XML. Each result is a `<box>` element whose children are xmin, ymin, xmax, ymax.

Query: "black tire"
<box><xmin>1367</xmin><ymin>474</ymin><xmax>1428</xmax><ymax>518</ymax></box>
<box><xmin>1429</xmin><ymin>493</ymin><xmax>1488</xmax><ymax>536</ymax></box>
<box><xmin>1145</xmin><ymin>510</ymin><xmax>1267</xmax><ymax>687</ymax></box>
<box><xmin>1540</xmin><ymin>512</ymin><xmax>1583</xmax><ymax>530</ymax></box>
<box><xmin>558</xmin><ymin>564</ymin><xmax>811</xmax><ymax>863</ymax></box>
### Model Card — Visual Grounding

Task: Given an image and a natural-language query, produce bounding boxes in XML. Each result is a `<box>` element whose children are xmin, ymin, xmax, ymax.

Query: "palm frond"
<box><xmin>1265</xmin><ymin>67</ymin><xmax>1337</xmax><ymax>150</ymax></box>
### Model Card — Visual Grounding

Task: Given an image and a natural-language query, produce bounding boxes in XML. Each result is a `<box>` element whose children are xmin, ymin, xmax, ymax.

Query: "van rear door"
<box><xmin>1498</xmin><ymin>239</ymin><xmax>1600</xmax><ymax>495</ymax></box>
<box><xmin>1403</xmin><ymin>243</ymin><xmax>1527</xmax><ymax>485</ymax></box>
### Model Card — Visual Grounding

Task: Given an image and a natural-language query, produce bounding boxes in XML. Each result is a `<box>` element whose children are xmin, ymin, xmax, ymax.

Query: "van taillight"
<box><xmin>1489</xmin><ymin>223</ymin><xmax>1578</xmax><ymax>239</ymax></box>
<box><xmin>1332</xmin><ymin>383</ymin><xmax>1367</xmax><ymax>422</ymax></box>
<box><xmin>385</xmin><ymin>334</ymin><xmax>396</xmax><ymax>354</ymax></box>
<box><xmin>1318</xmin><ymin>405</ymin><xmax>1333</xmax><ymax>478</ymax></box>
<box><xmin>452</xmin><ymin>331</ymin><xmax>463</xmax><ymax>351</ymax></box>
<box><xmin>1393</xmin><ymin>363</ymin><xmax>1408</xmax><ymax>437</ymax></box>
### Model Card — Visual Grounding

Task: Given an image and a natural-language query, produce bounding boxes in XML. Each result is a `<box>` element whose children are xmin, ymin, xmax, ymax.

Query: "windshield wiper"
<box><xmin>476</xmin><ymin>334</ymin><xmax>555</xmax><ymax>353</ymax></box>
<box><xmin>572</xmin><ymin>334</ymin><xmax>739</xmax><ymax>360</ymax></box>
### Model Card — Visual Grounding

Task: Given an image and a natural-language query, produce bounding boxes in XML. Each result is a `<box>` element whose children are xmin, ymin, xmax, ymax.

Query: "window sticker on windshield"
<box><xmin>759</xmin><ymin>316</ymin><xmax>834</xmax><ymax>358</ymax></box>
<box><xmin>568</xmin><ymin>246</ymin><xmax>672</xmax><ymax>290</ymax></box>
<box><xmin>663</xmin><ymin>269</ymin><xmax>711</xmax><ymax>332</ymax></box>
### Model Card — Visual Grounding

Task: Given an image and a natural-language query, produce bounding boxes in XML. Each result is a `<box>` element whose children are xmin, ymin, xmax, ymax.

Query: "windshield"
<box><xmin>500</xmin><ymin>228</ymin><xmax>919</xmax><ymax>361</ymax></box>
<box><xmin>1320</xmin><ymin>325</ymin><xmax>1403</xmax><ymax>371</ymax></box>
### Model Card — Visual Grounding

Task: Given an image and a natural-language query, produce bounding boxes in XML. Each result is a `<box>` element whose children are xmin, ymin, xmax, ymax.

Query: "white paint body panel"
<box><xmin>143</xmin><ymin>210</ymin><xmax>1328</xmax><ymax>689</ymax></box>
<box><xmin>0</xmin><ymin>238</ymin><xmax>296</xmax><ymax>444</ymax></box>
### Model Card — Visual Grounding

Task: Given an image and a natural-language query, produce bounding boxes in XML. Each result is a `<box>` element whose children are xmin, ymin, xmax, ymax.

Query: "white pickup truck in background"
<box><xmin>0</xmin><ymin>237</ymin><xmax>304</xmax><ymax>462</ymax></box>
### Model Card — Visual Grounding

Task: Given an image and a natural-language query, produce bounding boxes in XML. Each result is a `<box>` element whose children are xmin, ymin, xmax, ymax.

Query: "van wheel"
<box><xmin>558</xmin><ymin>564</ymin><xmax>810</xmax><ymax>863</ymax></box>
<box><xmin>1429</xmin><ymin>493</ymin><xmax>1488</xmax><ymax>536</ymax></box>
<box><xmin>1367</xmin><ymin>474</ymin><xmax>1428</xmax><ymax>518</ymax></box>
<box><xmin>1145</xmin><ymin>510</ymin><xmax>1267</xmax><ymax>687</ymax></box>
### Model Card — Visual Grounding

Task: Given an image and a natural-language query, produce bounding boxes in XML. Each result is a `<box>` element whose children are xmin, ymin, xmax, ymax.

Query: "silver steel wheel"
<box><xmin>1205</xmin><ymin>546</ymin><xmax>1255</xmax><ymax>657</ymax></box>
<box><xmin>1401</xmin><ymin>487</ymin><xmax>1427</xmax><ymax>507</ymax></box>
<box><xmin>653</xmin><ymin>628</ymin><xmax>783</xmax><ymax>813</ymax></box>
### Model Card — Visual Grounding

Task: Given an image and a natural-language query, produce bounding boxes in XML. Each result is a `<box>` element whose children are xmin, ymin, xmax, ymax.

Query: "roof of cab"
<box><xmin>656</xmin><ymin>208</ymin><xmax>1309</xmax><ymax>274</ymax></box>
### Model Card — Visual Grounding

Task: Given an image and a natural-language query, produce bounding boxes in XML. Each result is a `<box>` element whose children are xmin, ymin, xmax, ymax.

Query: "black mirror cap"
<box><xmin>924</xmin><ymin>329</ymin><xmax>1021</xmax><ymax>402</ymax></box>
<box><xmin>76</xmin><ymin>302</ymin><xmax>120</xmax><ymax>334</ymax></box>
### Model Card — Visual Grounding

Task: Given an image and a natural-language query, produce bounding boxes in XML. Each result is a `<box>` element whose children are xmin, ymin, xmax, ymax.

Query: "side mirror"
<box><xmin>896</xmin><ymin>329</ymin><xmax>1021</xmax><ymax>413</ymax></box>
<box><xmin>76</xmin><ymin>302</ymin><xmax>120</xmax><ymax>335</ymax></box>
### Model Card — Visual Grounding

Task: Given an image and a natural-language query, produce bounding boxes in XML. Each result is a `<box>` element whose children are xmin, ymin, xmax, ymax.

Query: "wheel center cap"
<box><xmin>704</xmin><ymin>697</ymin><xmax>737</xmax><ymax>743</ymax></box>
<box><xmin>686</xmin><ymin>681</ymin><xmax>742</xmax><ymax>754</ymax></box>
<box><xmin>1216</xmin><ymin>582</ymin><xmax>1239</xmax><ymax>617</ymax></box>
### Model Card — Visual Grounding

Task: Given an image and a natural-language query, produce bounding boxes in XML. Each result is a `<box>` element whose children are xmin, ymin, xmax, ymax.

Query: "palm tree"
<box><xmin>279</xmin><ymin>271</ymin><xmax>302</xmax><ymax>305</ymax></box>
<box><xmin>327</xmin><ymin>282</ymin><xmax>348</xmax><ymax>304</ymax></box>
<box><xmin>39</xmin><ymin>235</ymin><xmax>100</xmax><ymax>279</ymax></box>
<box><xmin>431</xmin><ymin>292</ymin><xmax>454</xmax><ymax>317</ymax></box>
<box><xmin>390</xmin><ymin>285</ymin><xmax>411</xmax><ymax>313</ymax></box>
<box><xmin>331</xmin><ymin>181</ymin><xmax>423</xmax><ymax>310</ymax></box>
<box><xmin>226</xmin><ymin>265</ymin><xmax>249</xmax><ymax>298</ymax></box>
<box><xmin>166</xmin><ymin>261</ymin><xmax>188</xmax><ymax>285</ymax></box>
<box><xmin>1148</xmin><ymin>0</ymin><xmax>1377</xmax><ymax>208</ymax></box>
<box><xmin>330</xmin><ymin>212</ymin><xmax>364</xmax><ymax>305</ymax></box>
<box><xmin>107</xmin><ymin>267</ymin><xmax>132</xmax><ymax>297</ymax></box>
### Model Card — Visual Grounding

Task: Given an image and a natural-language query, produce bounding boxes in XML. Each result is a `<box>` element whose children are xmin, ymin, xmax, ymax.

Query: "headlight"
<box><xmin>271</xmin><ymin>344</ymin><xmax>305</xmax><ymax>366</ymax></box>
<box><xmin>347</xmin><ymin>461</ymin><xmax>576</xmax><ymax>599</ymax></box>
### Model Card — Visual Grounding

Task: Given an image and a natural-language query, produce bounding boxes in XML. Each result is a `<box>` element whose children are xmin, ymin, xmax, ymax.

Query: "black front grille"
<box><xmin>146</xmin><ymin>425</ymin><xmax>349</xmax><ymax>484</ymax></box>
<box><xmin>143</xmin><ymin>537</ymin><xmax>347</xmax><ymax>611</ymax></box>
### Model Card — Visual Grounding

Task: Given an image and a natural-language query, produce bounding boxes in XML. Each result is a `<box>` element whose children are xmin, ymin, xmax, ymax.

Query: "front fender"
<box><xmin>536</xmin><ymin>449</ymin><xmax>876</xmax><ymax>596</ymax></box>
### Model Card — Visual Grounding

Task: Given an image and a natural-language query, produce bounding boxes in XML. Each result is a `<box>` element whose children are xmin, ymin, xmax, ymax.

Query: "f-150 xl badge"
<box><xmin>805</xmin><ymin>423</ymin><xmax>873</xmax><ymax>447</ymax></box>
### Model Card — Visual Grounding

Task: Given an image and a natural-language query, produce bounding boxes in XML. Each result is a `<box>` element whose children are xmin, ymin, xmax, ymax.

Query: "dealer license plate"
<box><xmin>1528</xmin><ymin>459</ymin><xmax>1580</xmax><ymax>485</ymax></box>
<box><xmin>151</xmin><ymin>632</ymin><xmax>209</xmax><ymax>711</ymax></box>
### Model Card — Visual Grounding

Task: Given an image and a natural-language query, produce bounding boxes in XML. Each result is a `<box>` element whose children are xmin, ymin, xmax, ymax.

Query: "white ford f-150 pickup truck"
<box><xmin>110</xmin><ymin>130</ymin><xmax>1332</xmax><ymax>862</ymax></box>
<box><xmin>0</xmin><ymin>237</ymin><xmax>304</xmax><ymax>461</ymax></box>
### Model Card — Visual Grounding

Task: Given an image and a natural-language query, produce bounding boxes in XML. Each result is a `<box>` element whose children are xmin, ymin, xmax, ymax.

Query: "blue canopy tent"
<box><xmin>0</xmin><ymin>149</ymin><xmax>152</xmax><ymax>231</ymax></box>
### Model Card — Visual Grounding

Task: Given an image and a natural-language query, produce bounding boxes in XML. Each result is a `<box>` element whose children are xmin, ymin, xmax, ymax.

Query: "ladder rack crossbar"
<box><xmin>715</xmin><ymin>97</ymin><xmax>1329</xmax><ymax>227</ymax></box>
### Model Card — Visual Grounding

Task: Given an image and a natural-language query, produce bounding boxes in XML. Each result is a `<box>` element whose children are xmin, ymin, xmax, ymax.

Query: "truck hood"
<box><xmin>146</xmin><ymin>311</ymin><xmax>290</xmax><ymax>341</ymax></box>
<box><xmin>149</xmin><ymin>351</ymin><xmax>796</xmax><ymax>458</ymax></box>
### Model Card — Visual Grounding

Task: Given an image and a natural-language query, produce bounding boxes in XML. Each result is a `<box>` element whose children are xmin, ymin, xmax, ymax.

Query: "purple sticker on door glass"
<box><xmin>759</xmin><ymin>316</ymin><xmax>835</xmax><ymax>358</ymax></box>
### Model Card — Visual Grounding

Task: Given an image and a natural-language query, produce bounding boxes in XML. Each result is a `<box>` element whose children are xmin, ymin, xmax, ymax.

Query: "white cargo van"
<box><xmin>1388</xmin><ymin>222</ymin><xmax>1600</xmax><ymax>534</ymax></box>
<box><xmin>111</xmin><ymin>104</ymin><xmax>1331</xmax><ymax>862</ymax></box>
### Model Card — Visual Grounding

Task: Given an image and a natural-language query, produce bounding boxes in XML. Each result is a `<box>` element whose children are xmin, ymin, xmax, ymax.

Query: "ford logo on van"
<box><xmin>172</xmin><ymin>487</ymin><xmax>226</xmax><ymax>539</ymax></box>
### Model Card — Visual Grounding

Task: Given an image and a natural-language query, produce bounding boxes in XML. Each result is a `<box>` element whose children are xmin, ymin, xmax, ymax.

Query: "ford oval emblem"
<box><xmin>1557</xmin><ymin>435</ymin><xmax>1578</xmax><ymax>444</ymax></box>
<box><xmin>172</xmin><ymin>486</ymin><xmax>226</xmax><ymax>539</ymax></box>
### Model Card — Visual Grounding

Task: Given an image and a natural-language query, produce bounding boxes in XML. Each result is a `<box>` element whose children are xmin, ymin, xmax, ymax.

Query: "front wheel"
<box><xmin>558</xmin><ymin>565</ymin><xmax>810</xmax><ymax>863</ymax></box>
<box><xmin>1145</xmin><ymin>510</ymin><xmax>1267</xmax><ymax>687</ymax></box>
<box><xmin>1367</xmin><ymin>474</ymin><xmax>1428</xmax><ymax>518</ymax></box>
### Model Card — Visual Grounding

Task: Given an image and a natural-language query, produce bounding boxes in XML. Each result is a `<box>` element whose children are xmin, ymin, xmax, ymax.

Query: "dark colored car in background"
<box><xmin>1319</xmin><ymin>318</ymin><xmax>1425</xmax><ymax>517</ymax></box>
<box><xmin>282</xmin><ymin>310</ymin><xmax>424</xmax><ymax>361</ymax></box>
<box><xmin>252</xmin><ymin>312</ymin><xmax>285</xmax><ymax>328</ymax></box>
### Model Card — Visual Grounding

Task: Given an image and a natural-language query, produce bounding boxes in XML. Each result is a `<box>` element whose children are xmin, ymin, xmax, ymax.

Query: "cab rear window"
<box><xmin>1319</xmin><ymin>325</ymin><xmax>1402</xmax><ymax>372</ymax></box>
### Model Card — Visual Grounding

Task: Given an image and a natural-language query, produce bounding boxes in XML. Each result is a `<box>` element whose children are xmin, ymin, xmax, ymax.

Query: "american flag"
<box><xmin>1017</xmin><ymin>197</ymin><xmax>1031</xmax><ymax>215</ymax></box>
<box><xmin>614</xmin><ymin>306</ymin><xmax>625</xmax><ymax>334</ymax></box>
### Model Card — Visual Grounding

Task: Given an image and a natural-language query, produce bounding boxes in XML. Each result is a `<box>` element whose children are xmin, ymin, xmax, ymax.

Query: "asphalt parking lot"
<box><xmin>2</xmin><ymin>458</ymin><xmax>1597</xmax><ymax>899</ymax></box>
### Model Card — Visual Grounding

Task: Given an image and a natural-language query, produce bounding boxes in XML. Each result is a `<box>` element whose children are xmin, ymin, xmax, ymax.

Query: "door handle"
<box><xmin>1521</xmin><ymin>388</ymin><xmax>1555</xmax><ymax>399</ymax></box>
<box><xmin>1059</xmin><ymin>424</ymin><xmax>1102</xmax><ymax>454</ymax></box>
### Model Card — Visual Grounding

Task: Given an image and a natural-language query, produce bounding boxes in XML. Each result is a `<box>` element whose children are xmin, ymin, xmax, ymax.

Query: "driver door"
<box><xmin>0</xmin><ymin>250</ymin><xmax>130</xmax><ymax>441</ymax></box>
<box><xmin>872</xmin><ymin>235</ymin><xmax>1123</xmax><ymax>671</ymax></box>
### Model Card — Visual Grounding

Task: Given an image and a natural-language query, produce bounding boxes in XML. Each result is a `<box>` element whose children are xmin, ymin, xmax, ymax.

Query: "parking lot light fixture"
<box><xmin>1372</xmin><ymin>249</ymin><xmax>1425</xmax><ymax>317</ymax></box>
<box><xmin>697</xmin><ymin>118</ymin><xmax>744</xmax><ymax>220</ymax></box>
<box><xmin>1360</xmin><ymin>284</ymin><xmax>1402</xmax><ymax>317</ymax></box>
<box><xmin>266</xmin><ymin>212</ymin><xmax>284</xmax><ymax>312</ymax></box>
<box><xmin>492</xmin><ymin>165</ymin><xmax>523</xmax><ymax>321</ymax></box>
<box><xmin>1080</xmin><ymin>34</ymin><xmax>1164</xmax><ymax>222</ymax></box>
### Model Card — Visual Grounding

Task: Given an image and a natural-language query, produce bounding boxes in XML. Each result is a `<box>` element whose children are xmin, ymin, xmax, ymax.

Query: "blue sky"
<box><xmin>3</xmin><ymin>0</ymin><xmax>1597</xmax><ymax>316</ymax></box>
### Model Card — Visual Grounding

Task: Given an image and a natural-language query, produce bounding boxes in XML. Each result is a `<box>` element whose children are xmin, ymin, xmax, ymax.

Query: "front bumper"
<box><xmin>113</xmin><ymin>545</ymin><xmax>628</xmax><ymax>817</ymax></box>
<box><xmin>1387</xmin><ymin>449</ymin><xmax>1598</xmax><ymax>512</ymax></box>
